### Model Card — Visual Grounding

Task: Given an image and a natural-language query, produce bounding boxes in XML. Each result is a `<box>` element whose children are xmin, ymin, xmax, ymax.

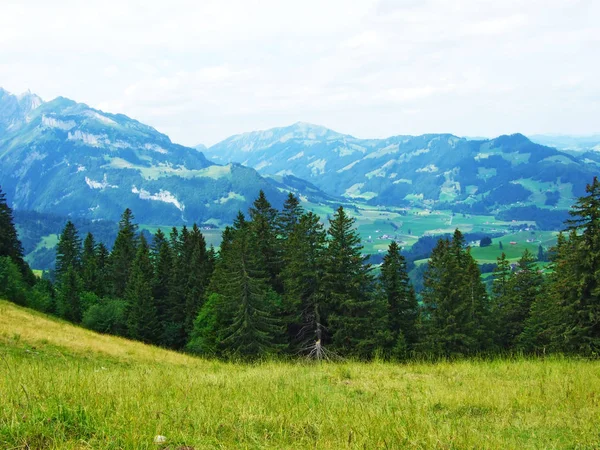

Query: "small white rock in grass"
<box><xmin>154</xmin><ymin>435</ymin><xmax>167</xmax><ymax>445</ymax></box>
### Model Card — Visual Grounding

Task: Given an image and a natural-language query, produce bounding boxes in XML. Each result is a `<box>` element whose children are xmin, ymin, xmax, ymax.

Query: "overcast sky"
<box><xmin>1</xmin><ymin>0</ymin><xmax>598</xmax><ymax>146</ymax></box>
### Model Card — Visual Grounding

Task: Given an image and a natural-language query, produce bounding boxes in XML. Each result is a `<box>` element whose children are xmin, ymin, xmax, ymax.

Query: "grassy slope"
<box><xmin>2</xmin><ymin>300</ymin><xmax>600</xmax><ymax>449</ymax></box>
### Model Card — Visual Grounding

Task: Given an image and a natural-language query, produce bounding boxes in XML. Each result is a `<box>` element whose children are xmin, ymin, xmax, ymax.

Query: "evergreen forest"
<box><xmin>2</xmin><ymin>177</ymin><xmax>600</xmax><ymax>360</ymax></box>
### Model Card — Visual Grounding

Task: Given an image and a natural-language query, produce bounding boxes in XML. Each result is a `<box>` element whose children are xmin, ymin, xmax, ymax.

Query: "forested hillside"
<box><xmin>2</xmin><ymin>177</ymin><xmax>599</xmax><ymax>359</ymax></box>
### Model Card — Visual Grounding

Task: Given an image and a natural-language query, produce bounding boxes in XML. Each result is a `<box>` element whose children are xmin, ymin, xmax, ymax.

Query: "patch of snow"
<box><xmin>68</xmin><ymin>130</ymin><xmax>104</xmax><ymax>146</ymax></box>
<box><xmin>85</xmin><ymin>174</ymin><xmax>118</xmax><ymax>190</ymax></box>
<box><xmin>144</xmin><ymin>143</ymin><xmax>168</xmax><ymax>154</ymax></box>
<box><xmin>337</xmin><ymin>160</ymin><xmax>359</xmax><ymax>173</ymax></box>
<box><xmin>132</xmin><ymin>186</ymin><xmax>184</xmax><ymax>211</ymax></box>
<box><xmin>85</xmin><ymin>111</ymin><xmax>117</xmax><ymax>125</ymax></box>
<box><xmin>288</xmin><ymin>151</ymin><xmax>304</xmax><ymax>161</ymax></box>
<box><xmin>416</xmin><ymin>164</ymin><xmax>438</xmax><ymax>173</ymax></box>
<box><xmin>255</xmin><ymin>160</ymin><xmax>271</xmax><ymax>171</ymax></box>
<box><xmin>76</xmin><ymin>165</ymin><xmax>86</xmax><ymax>173</ymax></box>
<box><xmin>307</xmin><ymin>158</ymin><xmax>327</xmax><ymax>175</ymax></box>
<box><xmin>364</xmin><ymin>144</ymin><xmax>400</xmax><ymax>159</ymax></box>
<box><xmin>276</xmin><ymin>169</ymin><xmax>295</xmax><ymax>176</ymax></box>
<box><xmin>42</xmin><ymin>115</ymin><xmax>76</xmax><ymax>131</ymax></box>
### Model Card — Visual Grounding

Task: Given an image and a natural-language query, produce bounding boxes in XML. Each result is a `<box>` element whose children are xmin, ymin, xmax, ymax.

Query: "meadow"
<box><xmin>1</xmin><ymin>300</ymin><xmax>599</xmax><ymax>449</ymax></box>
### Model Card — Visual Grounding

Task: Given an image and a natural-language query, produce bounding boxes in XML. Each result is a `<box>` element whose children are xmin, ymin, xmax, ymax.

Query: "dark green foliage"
<box><xmin>0</xmin><ymin>186</ymin><xmax>34</xmax><ymax>284</ymax></box>
<box><xmin>419</xmin><ymin>230</ymin><xmax>490</xmax><ymax>357</ymax></box>
<box><xmin>81</xmin><ymin>233</ymin><xmax>100</xmax><ymax>295</ymax></box>
<box><xmin>480</xmin><ymin>236</ymin><xmax>492</xmax><ymax>247</ymax></box>
<box><xmin>0</xmin><ymin>256</ymin><xmax>27</xmax><ymax>305</ymax></box>
<box><xmin>492</xmin><ymin>250</ymin><xmax>543</xmax><ymax>350</ymax></box>
<box><xmin>323</xmin><ymin>206</ymin><xmax>387</xmax><ymax>357</ymax></box>
<box><xmin>126</xmin><ymin>235</ymin><xmax>159</xmax><ymax>344</ymax></box>
<box><xmin>184</xmin><ymin>224</ymin><xmax>211</xmax><ymax>336</ymax></box>
<box><xmin>151</xmin><ymin>229</ymin><xmax>172</xmax><ymax>344</ymax></box>
<box><xmin>56</xmin><ymin>265</ymin><xmax>83</xmax><ymax>323</ymax></box>
<box><xmin>248</xmin><ymin>190</ymin><xmax>281</xmax><ymax>292</ymax></box>
<box><xmin>109</xmin><ymin>209</ymin><xmax>139</xmax><ymax>298</ymax></box>
<box><xmin>208</xmin><ymin>224</ymin><xmax>283</xmax><ymax>358</ymax></box>
<box><xmin>82</xmin><ymin>298</ymin><xmax>128</xmax><ymax>336</ymax></box>
<box><xmin>281</xmin><ymin>212</ymin><xmax>327</xmax><ymax>353</ymax></box>
<box><xmin>380</xmin><ymin>241</ymin><xmax>419</xmax><ymax>357</ymax></box>
<box><xmin>55</xmin><ymin>221</ymin><xmax>81</xmax><ymax>279</ymax></box>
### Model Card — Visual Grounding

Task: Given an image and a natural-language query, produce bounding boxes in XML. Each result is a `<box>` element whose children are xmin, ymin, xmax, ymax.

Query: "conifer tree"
<box><xmin>249</xmin><ymin>190</ymin><xmax>281</xmax><ymax>292</ymax></box>
<box><xmin>95</xmin><ymin>243</ymin><xmax>110</xmax><ymax>298</ymax></box>
<box><xmin>81</xmin><ymin>232</ymin><xmax>99</xmax><ymax>294</ymax></box>
<box><xmin>184</xmin><ymin>224</ymin><xmax>210</xmax><ymax>336</ymax></box>
<box><xmin>380</xmin><ymin>241</ymin><xmax>419</xmax><ymax>357</ymax></box>
<box><xmin>277</xmin><ymin>193</ymin><xmax>304</xmax><ymax>244</ymax></box>
<box><xmin>323</xmin><ymin>206</ymin><xmax>386</xmax><ymax>357</ymax></box>
<box><xmin>109</xmin><ymin>209</ymin><xmax>139</xmax><ymax>298</ymax></box>
<box><xmin>216</xmin><ymin>225</ymin><xmax>282</xmax><ymax>358</ymax></box>
<box><xmin>281</xmin><ymin>211</ymin><xmax>327</xmax><ymax>354</ymax></box>
<box><xmin>493</xmin><ymin>249</ymin><xmax>542</xmax><ymax>350</ymax></box>
<box><xmin>56</xmin><ymin>265</ymin><xmax>83</xmax><ymax>322</ymax></box>
<box><xmin>151</xmin><ymin>229</ymin><xmax>172</xmax><ymax>344</ymax></box>
<box><xmin>55</xmin><ymin>221</ymin><xmax>82</xmax><ymax>279</ymax></box>
<box><xmin>126</xmin><ymin>235</ymin><xmax>159</xmax><ymax>343</ymax></box>
<box><xmin>420</xmin><ymin>229</ymin><xmax>489</xmax><ymax>356</ymax></box>
<box><xmin>562</xmin><ymin>176</ymin><xmax>600</xmax><ymax>353</ymax></box>
<box><xmin>0</xmin><ymin>185</ymin><xmax>34</xmax><ymax>284</ymax></box>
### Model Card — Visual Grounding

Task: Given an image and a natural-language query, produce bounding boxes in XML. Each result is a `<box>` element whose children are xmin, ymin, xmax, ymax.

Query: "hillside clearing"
<box><xmin>1</xmin><ymin>300</ymin><xmax>599</xmax><ymax>449</ymax></box>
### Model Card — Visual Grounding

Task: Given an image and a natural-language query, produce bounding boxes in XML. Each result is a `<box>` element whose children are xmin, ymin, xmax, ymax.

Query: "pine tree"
<box><xmin>163</xmin><ymin>226</ymin><xmax>189</xmax><ymax>349</ymax></box>
<box><xmin>126</xmin><ymin>235</ymin><xmax>159</xmax><ymax>343</ymax></box>
<box><xmin>493</xmin><ymin>249</ymin><xmax>542</xmax><ymax>350</ymax></box>
<box><xmin>109</xmin><ymin>209</ymin><xmax>139</xmax><ymax>298</ymax></box>
<box><xmin>248</xmin><ymin>190</ymin><xmax>281</xmax><ymax>292</ymax></box>
<box><xmin>277</xmin><ymin>193</ymin><xmax>304</xmax><ymax>244</ymax></box>
<box><xmin>95</xmin><ymin>243</ymin><xmax>110</xmax><ymax>298</ymax></box>
<box><xmin>81</xmin><ymin>233</ymin><xmax>99</xmax><ymax>294</ymax></box>
<box><xmin>0</xmin><ymin>185</ymin><xmax>34</xmax><ymax>284</ymax></box>
<box><xmin>380</xmin><ymin>241</ymin><xmax>419</xmax><ymax>357</ymax></box>
<box><xmin>55</xmin><ymin>221</ymin><xmax>82</xmax><ymax>279</ymax></box>
<box><xmin>216</xmin><ymin>225</ymin><xmax>282</xmax><ymax>358</ymax></box>
<box><xmin>151</xmin><ymin>229</ymin><xmax>172</xmax><ymax>344</ymax></box>
<box><xmin>56</xmin><ymin>265</ymin><xmax>83</xmax><ymax>322</ymax></box>
<box><xmin>323</xmin><ymin>206</ymin><xmax>386</xmax><ymax>357</ymax></box>
<box><xmin>281</xmin><ymin>211</ymin><xmax>327</xmax><ymax>354</ymax></box>
<box><xmin>184</xmin><ymin>224</ymin><xmax>210</xmax><ymax>336</ymax></box>
<box><xmin>420</xmin><ymin>229</ymin><xmax>489</xmax><ymax>357</ymax></box>
<box><xmin>562</xmin><ymin>176</ymin><xmax>600</xmax><ymax>354</ymax></box>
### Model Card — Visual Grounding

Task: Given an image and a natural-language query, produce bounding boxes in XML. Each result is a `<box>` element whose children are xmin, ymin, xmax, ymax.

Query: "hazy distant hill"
<box><xmin>206</xmin><ymin>122</ymin><xmax>597</xmax><ymax>213</ymax></box>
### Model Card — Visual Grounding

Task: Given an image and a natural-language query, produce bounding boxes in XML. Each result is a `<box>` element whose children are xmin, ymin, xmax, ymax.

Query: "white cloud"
<box><xmin>0</xmin><ymin>0</ymin><xmax>598</xmax><ymax>146</ymax></box>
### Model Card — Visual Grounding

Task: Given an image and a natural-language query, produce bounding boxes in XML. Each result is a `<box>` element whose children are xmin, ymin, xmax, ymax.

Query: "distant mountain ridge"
<box><xmin>0</xmin><ymin>89</ymin><xmax>331</xmax><ymax>225</ymax></box>
<box><xmin>206</xmin><ymin>122</ymin><xmax>599</xmax><ymax>212</ymax></box>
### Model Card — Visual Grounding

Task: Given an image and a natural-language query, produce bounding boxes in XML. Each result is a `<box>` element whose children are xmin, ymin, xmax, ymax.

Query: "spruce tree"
<box><xmin>323</xmin><ymin>206</ymin><xmax>386</xmax><ymax>357</ymax></box>
<box><xmin>380</xmin><ymin>241</ymin><xmax>419</xmax><ymax>357</ymax></box>
<box><xmin>420</xmin><ymin>229</ymin><xmax>489</xmax><ymax>357</ymax></box>
<box><xmin>248</xmin><ymin>190</ymin><xmax>281</xmax><ymax>292</ymax></box>
<box><xmin>217</xmin><ymin>225</ymin><xmax>282</xmax><ymax>358</ymax></box>
<box><xmin>277</xmin><ymin>193</ymin><xmax>304</xmax><ymax>244</ymax></box>
<box><xmin>109</xmin><ymin>209</ymin><xmax>139</xmax><ymax>298</ymax></box>
<box><xmin>184</xmin><ymin>224</ymin><xmax>210</xmax><ymax>336</ymax></box>
<box><xmin>81</xmin><ymin>232</ymin><xmax>99</xmax><ymax>294</ymax></box>
<box><xmin>0</xmin><ymin>185</ymin><xmax>34</xmax><ymax>284</ymax></box>
<box><xmin>494</xmin><ymin>249</ymin><xmax>542</xmax><ymax>350</ymax></box>
<box><xmin>126</xmin><ymin>235</ymin><xmax>159</xmax><ymax>343</ymax></box>
<box><xmin>55</xmin><ymin>221</ymin><xmax>82</xmax><ymax>279</ymax></box>
<box><xmin>281</xmin><ymin>211</ymin><xmax>327</xmax><ymax>354</ymax></box>
<box><xmin>56</xmin><ymin>265</ymin><xmax>83</xmax><ymax>322</ymax></box>
<box><xmin>151</xmin><ymin>229</ymin><xmax>172</xmax><ymax>344</ymax></box>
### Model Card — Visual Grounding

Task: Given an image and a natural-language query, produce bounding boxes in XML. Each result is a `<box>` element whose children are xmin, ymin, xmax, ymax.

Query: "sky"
<box><xmin>1</xmin><ymin>0</ymin><xmax>598</xmax><ymax>147</ymax></box>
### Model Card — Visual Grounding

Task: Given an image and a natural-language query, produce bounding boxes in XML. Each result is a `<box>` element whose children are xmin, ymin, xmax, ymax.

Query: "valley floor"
<box><xmin>1</xmin><ymin>300</ymin><xmax>599</xmax><ymax>449</ymax></box>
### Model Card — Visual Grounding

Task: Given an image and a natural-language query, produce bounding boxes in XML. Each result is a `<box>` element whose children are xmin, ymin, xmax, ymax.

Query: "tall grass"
<box><xmin>1</xmin><ymin>300</ymin><xmax>599</xmax><ymax>449</ymax></box>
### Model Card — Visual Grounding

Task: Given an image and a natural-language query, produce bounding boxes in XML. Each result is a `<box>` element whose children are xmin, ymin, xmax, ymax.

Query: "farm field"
<box><xmin>1</xmin><ymin>300</ymin><xmax>599</xmax><ymax>449</ymax></box>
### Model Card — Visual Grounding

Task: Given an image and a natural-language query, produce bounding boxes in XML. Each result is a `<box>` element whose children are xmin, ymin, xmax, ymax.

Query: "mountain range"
<box><xmin>205</xmin><ymin>123</ymin><xmax>599</xmax><ymax>213</ymax></box>
<box><xmin>0</xmin><ymin>89</ymin><xmax>331</xmax><ymax>226</ymax></box>
<box><xmin>1</xmin><ymin>87</ymin><xmax>599</xmax><ymax>231</ymax></box>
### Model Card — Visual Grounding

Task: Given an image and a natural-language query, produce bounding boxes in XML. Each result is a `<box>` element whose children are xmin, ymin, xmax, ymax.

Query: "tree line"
<box><xmin>1</xmin><ymin>177</ymin><xmax>599</xmax><ymax>360</ymax></box>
